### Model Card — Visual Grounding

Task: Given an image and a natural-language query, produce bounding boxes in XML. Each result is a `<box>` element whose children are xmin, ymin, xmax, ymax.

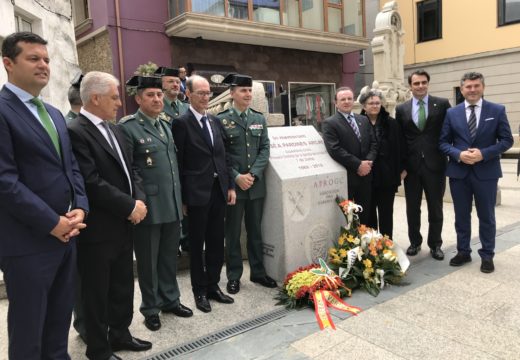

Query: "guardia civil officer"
<box><xmin>154</xmin><ymin>66</ymin><xmax>189</xmax><ymax>122</ymax></box>
<box><xmin>119</xmin><ymin>76</ymin><xmax>193</xmax><ymax>332</ymax></box>
<box><xmin>155</xmin><ymin>66</ymin><xmax>190</xmax><ymax>254</ymax></box>
<box><xmin>217</xmin><ymin>74</ymin><xmax>276</xmax><ymax>294</ymax></box>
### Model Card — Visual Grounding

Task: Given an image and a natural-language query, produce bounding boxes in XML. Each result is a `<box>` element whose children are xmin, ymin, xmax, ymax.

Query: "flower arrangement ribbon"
<box><xmin>312</xmin><ymin>290</ymin><xmax>362</xmax><ymax>330</ymax></box>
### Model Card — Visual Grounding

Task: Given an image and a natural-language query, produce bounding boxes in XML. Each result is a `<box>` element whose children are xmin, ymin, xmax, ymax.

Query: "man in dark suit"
<box><xmin>172</xmin><ymin>75</ymin><xmax>236</xmax><ymax>313</ymax></box>
<box><xmin>322</xmin><ymin>86</ymin><xmax>378</xmax><ymax>225</ymax></box>
<box><xmin>68</xmin><ymin>71</ymin><xmax>151</xmax><ymax>360</ymax></box>
<box><xmin>0</xmin><ymin>32</ymin><xmax>89</xmax><ymax>359</ymax></box>
<box><xmin>396</xmin><ymin>69</ymin><xmax>451</xmax><ymax>260</ymax></box>
<box><xmin>439</xmin><ymin>72</ymin><xmax>513</xmax><ymax>273</ymax></box>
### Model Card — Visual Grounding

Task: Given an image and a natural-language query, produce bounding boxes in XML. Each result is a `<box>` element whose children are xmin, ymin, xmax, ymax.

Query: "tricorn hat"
<box><xmin>222</xmin><ymin>73</ymin><xmax>253</xmax><ymax>87</ymax></box>
<box><xmin>155</xmin><ymin>67</ymin><xmax>180</xmax><ymax>77</ymax></box>
<box><xmin>126</xmin><ymin>75</ymin><xmax>163</xmax><ymax>90</ymax></box>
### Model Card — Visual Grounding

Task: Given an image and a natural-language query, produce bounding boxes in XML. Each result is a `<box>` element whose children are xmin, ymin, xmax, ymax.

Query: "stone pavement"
<box><xmin>0</xmin><ymin>159</ymin><xmax>519</xmax><ymax>359</ymax></box>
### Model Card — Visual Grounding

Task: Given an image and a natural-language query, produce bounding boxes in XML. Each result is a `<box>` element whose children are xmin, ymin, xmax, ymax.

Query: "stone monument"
<box><xmin>262</xmin><ymin>126</ymin><xmax>348</xmax><ymax>282</ymax></box>
<box><xmin>355</xmin><ymin>1</ymin><xmax>410</xmax><ymax>116</ymax></box>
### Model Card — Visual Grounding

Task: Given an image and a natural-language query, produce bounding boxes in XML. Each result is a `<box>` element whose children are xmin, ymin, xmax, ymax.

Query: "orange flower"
<box><xmin>384</xmin><ymin>239</ymin><xmax>393</xmax><ymax>247</ymax></box>
<box><xmin>358</xmin><ymin>225</ymin><xmax>368</xmax><ymax>235</ymax></box>
<box><xmin>339</xmin><ymin>200</ymin><xmax>350</xmax><ymax>208</ymax></box>
<box><xmin>376</xmin><ymin>239</ymin><xmax>383</xmax><ymax>250</ymax></box>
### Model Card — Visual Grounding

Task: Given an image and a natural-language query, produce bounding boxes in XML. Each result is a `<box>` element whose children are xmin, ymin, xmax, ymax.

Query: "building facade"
<box><xmin>72</xmin><ymin>0</ymin><xmax>370</xmax><ymax>123</ymax></box>
<box><xmin>387</xmin><ymin>0</ymin><xmax>520</xmax><ymax>131</ymax></box>
<box><xmin>0</xmin><ymin>0</ymin><xmax>80</xmax><ymax>112</ymax></box>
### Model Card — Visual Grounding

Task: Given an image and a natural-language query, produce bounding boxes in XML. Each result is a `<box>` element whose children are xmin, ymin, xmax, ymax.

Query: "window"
<box><xmin>498</xmin><ymin>0</ymin><xmax>520</xmax><ymax>26</ymax></box>
<box><xmin>454</xmin><ymin>87</ymin><xmax>464</xmax><ymax>105</ymax></box>
<box><xmin>72</xmin><ymin>0</ymin><xmax>89</xmax><ymax>25</ymax></box>
<box><xmin>417</xmin><ymin>0</ymin><xmax>442</xmax><ymax>42</ymax></box>
<box><xmin>359</xmin><ymin>49</ymin><xmax>365</xmax><ymax>66</ymax></box>
<box><xmin>15</xmin><ymin>14</ymin><xmax>33</xmax><ymax>32</ymax></box>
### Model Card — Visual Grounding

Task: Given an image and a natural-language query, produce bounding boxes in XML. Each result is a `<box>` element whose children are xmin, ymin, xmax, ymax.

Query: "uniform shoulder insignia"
<box><xmin>119</xmin><ymin>114</ymin><xmax>136</xmax><ymax>124</ymax></box>
<box><xmin>249</xmin><ymin>108</ymin><xmax>264</xmax><ymax>115</ymax></box>
<box><xmin>158</xmin><ymin>112</ymin><xmax>172</xmax><ymax>123</ymax></box>
<box><xmin>217</xmin><ymin>108</ymin><xmax>232</xmax><ymax>116</ymax></box>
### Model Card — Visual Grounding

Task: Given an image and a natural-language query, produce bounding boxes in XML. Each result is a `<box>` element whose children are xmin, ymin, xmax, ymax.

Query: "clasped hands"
<box><xmin>50</xmin><ymin>209</ymin><xmax>87</xmax><ymax>243</ymax></box>
<box><xmin>357</xmin><ymin>160</ymin><xmax>373</xmax><ymax>176</ymax></box>
<box><xmin>236</xmin><ymin>173</ymin><xmax>255</xmax><ymax>191</ymax></box>
<box><xmin>128</xmin><ymin>200</ymin><xmax>147</xmax><ymax>225</ymax></box>
<box><xmin>459</xmin><ymin>148</ymin><xmax>483</xmax><ymax>165</ymax></box>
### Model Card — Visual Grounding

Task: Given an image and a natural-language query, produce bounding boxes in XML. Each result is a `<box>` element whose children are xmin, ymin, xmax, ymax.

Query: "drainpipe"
<box><xmin>114</xmin><ymin>0</ymin><xmax>127</xmax><ymax>115</ymax></box>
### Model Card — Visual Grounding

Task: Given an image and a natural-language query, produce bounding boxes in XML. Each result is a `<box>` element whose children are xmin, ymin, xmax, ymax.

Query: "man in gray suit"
<box><xmin>119</xmin><ymin>76</ymin><xmax>193</xmax><ymax>331</ymax></box>
<box><xmin>322</xmin><ymin>86</ymin><xmax>378</xmax><ymax>225</ymax></box>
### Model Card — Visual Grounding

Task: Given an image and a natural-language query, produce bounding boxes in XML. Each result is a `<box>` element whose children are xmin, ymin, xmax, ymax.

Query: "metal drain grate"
<box><xmin>144</xmin><ymin>307</ymin><xmax>292</xmax><ymax>359</ymax></box>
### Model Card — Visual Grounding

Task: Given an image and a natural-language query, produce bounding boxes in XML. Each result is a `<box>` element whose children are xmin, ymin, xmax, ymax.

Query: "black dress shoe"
<box><xmin>449</xmin><ymin>253</ymin><xmax>472</xmax><ymax>267</ymax></box>
<box><xmin>251</xmin><ymin>275</ymin><xmax>278</xmax><ymax>288</ymax></box>
<box><xmin>111</xmin><ymin>336</ymin><xmax>152</xmax><ymax>352</ymax></box>
<box><xmin>227</xmin><ymin>280</ymin><xmax>240</xmax><ymax>294</ymax></box>
<box><xmin>481</xmin><ymin>259</ymin><xmax>495</xmax><ymax>273</ymax></box>
<box><xmin>207</xmin><ymin>289</ymin><xmax>234</xmax><ymax>304</ymax></box>
<box><xmin>406</xmin><ymin>245</ymin><xmax>421</xmax><ymax>256</ymax></box>
<box><xmin>144</xmin><ymin>314</ymin><xmax>161</xmax><ymax>331</ymax></box>
<box><xmin>195</xmin><ymin>295</ymin><xmax>211</xmax><ymax>313</ymax></box>
<box><xmin>430</xmin><ymin>247</ymin><xmax>444</xmax><ymax>261</ymax></box>
<box><xmin>163</xmin><ymin>303</ymin><xmax>193</xmax><ymax>317</ymax></box>
<box><xmin>108</xmin><ymin>355</ymin><xmax>123</xmax><ymax>360</ymax></box>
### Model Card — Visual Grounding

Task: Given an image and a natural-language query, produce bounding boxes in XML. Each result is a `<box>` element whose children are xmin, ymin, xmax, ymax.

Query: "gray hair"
<box><xmin>359</xmin><ymin>89</ymin><xmax>383</xmax><ymax>105</ymax></box>
<box><xmin>460</xmin><ymin>72</ymin><xmax>485</xmax><ymax>86</ymax></box>
<box><xmin>80</xmin><ymin>71</ymin><xmax>119</xmax><ymax>104</ymax></box>
<box><xmin>186</xmin><ymin>75</ymin><xmax>208</xmax><ymax>92</ymax></box>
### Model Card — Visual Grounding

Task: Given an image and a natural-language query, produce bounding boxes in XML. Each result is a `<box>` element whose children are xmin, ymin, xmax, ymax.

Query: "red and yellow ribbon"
<box><xmin>312</xmin><ymin>290</ymin><xmax>362</xmax><ymax>330</ymax></box>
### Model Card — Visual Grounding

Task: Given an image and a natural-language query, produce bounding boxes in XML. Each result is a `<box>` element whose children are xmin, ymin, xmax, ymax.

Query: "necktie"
<box><xmin>468</xmin><ymin>105</ymin><xmax>477</xmax><ymax>140</ymax></box>
<box><xmin>347</xmin><ymin>115</ymin><xmax>361</xmax><ymax>141</ymax></box>
<box><xmin>418</xmin><ymin>100</ymin><xmax>426</xmax><ymax>131</ymax></box>
<box><xmin>154</xmin><ymin>119</ymin><xmax>165</xmax><ymax>137</ymax></box>
<box><xmin>101</xmin><ymin>122</ymin><xmax>125</xmax><ymax>167</ymax></box>
<box><xmin>200</xmin><ymin>116</ymin><xmax>213</xmax><ymax>148</ymax></box>
<box><xmin>31</xmin><ymin>97</ymin><xmax>61</xmax><ymax>157</ymax></box>
<box><xmin>240</xmin><ymin>112</ymin><xmax>247</xmax><ymax>123</ymax></box>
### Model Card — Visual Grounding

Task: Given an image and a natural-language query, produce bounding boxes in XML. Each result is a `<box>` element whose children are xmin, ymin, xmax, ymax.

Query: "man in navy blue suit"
<box><xmin>0</xmin><ymin>32</ymin><xmax>89</xmax><ymax>358</ymax></box>
<box><xmin>439</xmin><ymin>72</ymin><xmax>513</xmax><ymax>273</ymax></box>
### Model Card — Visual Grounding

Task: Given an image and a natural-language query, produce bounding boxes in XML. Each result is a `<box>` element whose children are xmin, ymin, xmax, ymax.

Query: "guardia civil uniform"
<box><xmin>155</xmin><ymin>67</ymin><xmax>191</xmax><ymax>252</ymax></box>
<box><xmin>119</xmin><ymin>76</ymin><xmax>185</xmax><ymax>320</ymax></box>
<box><xmin>65</xmin><ymin>110</ymin><xmax>78</xmax><ymax>124</ymax></box>
<box><xmin>217</xmin><ymin>95</ymin><xmax>270</xmax><ymax>283</ymax></box>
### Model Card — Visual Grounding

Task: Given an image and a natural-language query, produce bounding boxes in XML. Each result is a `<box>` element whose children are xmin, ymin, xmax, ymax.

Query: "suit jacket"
<box><xmin>396</xmin><ymin>95</ymin><xmax>451</xmax><ymax>173</ymax></box>
<box><xmin>0</xmin><ymin>86</ymin><xmax>88</xmax><ymax>256</ymax></box>
<box><xmin>322</xmin><ymin>112</ymin><xmax>378</xmax><ymax>187</ymax></box>
<box><xmin>217</xmin><ymin>107</ymin><xmax>270</xmax><ymax>200</ymax></box>
<box><xmin>118</xmin><ymin>111</ymin><xmax>183</xmax><ymax>224</ymax></box>
<box><xmin>439</xmin><ymin>100</ymin><xmax>513</xmax><ymax>180</ymax></box>
<box><xmin>67</xmin><ymin>113</ymin><xmax>145</xmax><ymax>244</ymax></box>
<box><xmin>172</xmin><ymin>110</ymin><xmax>234</xmax><ymax>206</ymax></box>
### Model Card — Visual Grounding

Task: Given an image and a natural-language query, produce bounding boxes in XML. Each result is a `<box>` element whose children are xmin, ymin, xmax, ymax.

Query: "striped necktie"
<box><xmin>468</xmin><ymin>105</ymin><xmax>477</xmax><ymax>140</ymax></box>
<box><xmin>347</xmin><ymin>114</ymin><xmax>361</xmax><ymax>141</ymax></box>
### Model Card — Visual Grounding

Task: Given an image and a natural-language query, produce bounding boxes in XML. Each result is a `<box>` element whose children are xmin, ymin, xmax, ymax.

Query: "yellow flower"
<box><xmin>338</xmin><ymin>234</ymin><xmax>346</xmax><ymax>246</ymax></box>
<box><xmin>363</xmin><ymin>259</ymin><xmax>372</xmax><ymax>268</ymax></box>
<box><xmin>347</xmin><ymin>235</ymin><xmax>356</xmax><ymax>243</ymax></box>
<box><xmin>339</xmin><ymin>249</ymin><xmax>347</xmax><ymax>258</ymax></box>
<box><xmin>328</xmin><ymin>248</ymin><xmax>337</xmax><ymax>256</ymax></box>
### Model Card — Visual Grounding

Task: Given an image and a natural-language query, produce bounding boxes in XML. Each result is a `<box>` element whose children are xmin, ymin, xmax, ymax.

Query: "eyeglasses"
<box><xmin>192</xmin><ymin>91</ymin><xmax>213</xmax><ymax>97</ymax></box>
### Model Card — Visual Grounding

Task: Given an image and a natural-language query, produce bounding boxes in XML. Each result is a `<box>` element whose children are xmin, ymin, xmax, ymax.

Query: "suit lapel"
<box><xmin>476</xmin><ymin>100</ymin><xmax>489</xmax><ymax>139</ymax></box>
<box><xmin>1</xmin><ymin>88</ymin><xmax>61</xmax><ymax>162</ymax></box>
<box><xmin>188</xmin><ymin>110</ymin><xmax>213</xmax><ymax>154</ymax></box>
<box><xmin>79</xmin><ymin>114</ymin><xmax>124</xmax><ymax>168</ymax></box>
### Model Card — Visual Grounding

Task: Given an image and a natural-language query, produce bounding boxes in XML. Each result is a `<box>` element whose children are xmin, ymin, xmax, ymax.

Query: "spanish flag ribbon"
<box><xmin>312</xmin><ymin>290</ymin><xmax>362</xmax><ymax>330</ymax></box>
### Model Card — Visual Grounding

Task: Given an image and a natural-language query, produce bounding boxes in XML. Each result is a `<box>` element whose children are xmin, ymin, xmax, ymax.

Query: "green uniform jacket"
<box><xmin>118</xmin><ymin>111</ymin><xmax>183</xmax><ymax>225</ymax></box>
<box><xmin>217</xmin><ymin>108</ymin><xmax>270</xmax><ymax>200</ymax></box>
<box><xmin>65</xmin><ymin>110</ymin><xmax>78</xmax><ymax>124</ymax></box>
<box><xmin>163</xmin><ymin>98</ymin><xmax>189</xmax><ymax>123</ymax></box>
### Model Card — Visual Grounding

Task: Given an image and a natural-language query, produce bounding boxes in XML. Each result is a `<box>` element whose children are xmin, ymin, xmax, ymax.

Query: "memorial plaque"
<box><xmin>262</xmin><ymin>126</ymin><xmax>348</xmax><ymax>281</ymax></box>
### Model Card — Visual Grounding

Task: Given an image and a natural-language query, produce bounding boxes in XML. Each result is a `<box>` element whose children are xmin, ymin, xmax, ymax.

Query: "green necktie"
<box><xmin>417</xmin><ymin>100</ymin><xmax>426</xmax><ymax>131</ymax></box>
<box><xmin>240</xmin><ymin>112</ymin><xmax>247</xmax><ymax>123</ymax></box>
<box><xmin>31</xmin><ymin>97</ymin><xmax>61</xmax><ymax>157</ymax></box>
